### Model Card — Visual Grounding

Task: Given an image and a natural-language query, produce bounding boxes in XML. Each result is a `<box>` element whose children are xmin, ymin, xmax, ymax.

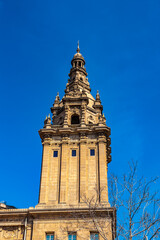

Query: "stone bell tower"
<box><xmin>0</xmin><ymin>44</ymin><xmax>115</xmax><ymax>240</ymax></box>
<box><xmin>38</xmin><ymin>43</ymin><xmax>111</xmax><ymax>209</ymax></box>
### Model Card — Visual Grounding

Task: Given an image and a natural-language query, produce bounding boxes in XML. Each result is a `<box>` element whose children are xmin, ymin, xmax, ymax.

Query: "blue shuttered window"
<box><xmin>53</xmin><ymin>151</ymin><xmax>58</xmax><ymax>157</ymax></box>
<box><xmin>46</xmin><ymin>234</ymin><xmax>54</xmax><ymax>240</ymax></box>
<box><xmin>72</xmin><ymin>150</ymin><xmax>76</xmax><ymax>156</ymax></box>
<box><xmin>90</xmin><ymin>149</ymin><xmax>95</xmax><ymax>156</ymax></box>
<box><xmin>68</xmin><ymin>233</ymin><xmax>76</xmax><ymax>240</ymax></box>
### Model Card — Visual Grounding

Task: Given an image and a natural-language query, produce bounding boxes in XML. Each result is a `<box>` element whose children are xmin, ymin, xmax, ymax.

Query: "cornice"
<box><xmin>0</xmin><ymin>206</ymin><xmax>115</xmax><ymax>217</ymax></box>
<box><xmin>39</xmin><ymin>125</ymin><xmax>110</xmax><ymax>139</ymax></box>
<box><xmin>62</xmin><ymin>96</ymin><xmax>89</xmax><ymax>104</ymax></box>
<box><xmin>0</xmin><ymin>209</ymin><xmax>29</xmax><ymax>217</ymax></box>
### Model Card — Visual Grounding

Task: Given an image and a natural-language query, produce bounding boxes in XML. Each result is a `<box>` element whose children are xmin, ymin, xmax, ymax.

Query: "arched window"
<box><xmin>71</xmin><ymin>114</ymin><xmax>80</xmax><ymax>124</ymax></box>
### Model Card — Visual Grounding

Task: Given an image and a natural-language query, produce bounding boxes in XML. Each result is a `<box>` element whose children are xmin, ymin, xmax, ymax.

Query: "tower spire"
<box><xmin>77</xmin><ymin>40</ymin><xmax>80</xmax><ymax>53</ymax></box>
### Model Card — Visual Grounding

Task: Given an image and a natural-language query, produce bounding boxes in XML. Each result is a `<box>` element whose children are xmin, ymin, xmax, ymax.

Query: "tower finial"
<box><xmin>96</xmin><ymin>90</ymin><xmax>100</xmax><ymax>100</ymax></box>
<box><xmin>77</xmin><ymin>40</ymin><xmax>80</xmax><ymax>53</ymax></box>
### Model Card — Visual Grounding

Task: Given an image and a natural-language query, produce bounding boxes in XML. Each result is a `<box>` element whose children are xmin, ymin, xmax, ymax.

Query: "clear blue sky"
<box><xmin>0</xmin><ymin>0</ymin><xmax>160</xmax><ymax>208</ymax></box>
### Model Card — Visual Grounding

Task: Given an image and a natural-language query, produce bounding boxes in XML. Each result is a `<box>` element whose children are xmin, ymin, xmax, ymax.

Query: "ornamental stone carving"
<box><xmin>2</xmin><ymin>227</ymin><xmax>18</xmax><ymax>239</ymax></box>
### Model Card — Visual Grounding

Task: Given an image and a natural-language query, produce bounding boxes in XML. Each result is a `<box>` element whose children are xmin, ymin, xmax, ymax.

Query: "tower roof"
<box><xmin>71</xmin><ymin>41</ymin><xmax>85</xmax><ymax>65</ymax></box>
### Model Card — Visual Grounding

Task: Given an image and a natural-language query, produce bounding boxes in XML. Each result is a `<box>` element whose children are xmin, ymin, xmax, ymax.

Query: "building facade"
<box><xmin>0</xmin><ymin>45</ymin><xmax>116</xmax><ymax>240</ymax></box>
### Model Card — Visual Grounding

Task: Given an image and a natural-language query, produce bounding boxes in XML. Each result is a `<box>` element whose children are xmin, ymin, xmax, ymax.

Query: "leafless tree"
<box><xmin>109</xmin><ymin>161</ymin><xmax>160</xmax><ymax>240</ymax></box>
<box><xmin>58</xmin><ymin>161</ymin><xmax>159</xmax><ymax>240</ymax></box>
<box><xmin>58</xmin><ymin>187</ymin><xmax>115</xmax><ymax>240</ymax></box>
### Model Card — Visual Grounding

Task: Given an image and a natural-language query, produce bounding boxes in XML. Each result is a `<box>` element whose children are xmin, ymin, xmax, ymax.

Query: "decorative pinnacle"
<box><xmin>77</xmin><ymin>40</ymin><xmax>80</xmax><ymax>53</ymax></box>
<box><xmin>96</xmin><ymin>90</ymin><xmax>100</xmax><ymax>100</ymax></box>
<box><xmin>55</xmin><ymin>92</ymin><xmax>60</xmax><ymax>102</ymax></box>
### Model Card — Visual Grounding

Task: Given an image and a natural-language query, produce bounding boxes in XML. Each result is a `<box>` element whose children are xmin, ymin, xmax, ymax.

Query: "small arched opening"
<box><xmin>71</xmin><ymin>114</ymin><xmax>80</xmax><ymax>125</ymax></box>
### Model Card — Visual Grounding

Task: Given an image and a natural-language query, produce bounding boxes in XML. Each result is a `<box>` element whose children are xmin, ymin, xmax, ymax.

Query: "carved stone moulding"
<box><xmin>70</xmin><ymin>105</ymin><xmax>81</xmax><ymax>109</ymax></box>
<box><xmin>98</xmin><ymin>132</ymin><xmax>105</xmax><ymax>137</ymax></box>
<box><xmin>44</xmin><ymin>133</ymin><xmax>52</xmax><ymax>139</ymax></box>
<box><xmin>2</xmin><ymin>226</ymin><xmax>19</xmax><ymax>239</ymax></box>
<box><xmin>62</xmin><ymin>134</ymin><xmax>69</xmax><ymax>140</ymax></box>
<box><xmin>80</xmin><ymin>133</ymin><xmax>87</xmax><ymax>138</ymax></box>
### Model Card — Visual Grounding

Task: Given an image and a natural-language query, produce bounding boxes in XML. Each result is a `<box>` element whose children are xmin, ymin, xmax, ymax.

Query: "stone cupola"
<box><xmin>48</xmin><ymin>43</ymin><xmax>109</xmax><ymax>129</ymax></box>
<box><xmin>67</xmin><ymin>41</ymin><xmax>91</xmax><ymax>93</ymax></box>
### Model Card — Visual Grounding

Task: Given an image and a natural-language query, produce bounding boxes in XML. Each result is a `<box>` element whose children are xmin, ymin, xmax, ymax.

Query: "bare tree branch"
<box><xmin>109</xmin><ymin>160</ymin><xmax>160</xmax><ymax>240</ymax></box>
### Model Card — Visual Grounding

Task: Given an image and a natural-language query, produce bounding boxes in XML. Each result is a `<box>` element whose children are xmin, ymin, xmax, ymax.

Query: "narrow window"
<box><xmin>53</xmin><ymin>151</ymin><xmax>58</xmax><ymax>157</ymax></box>
<box><xmin>68</xmin><ymin>233</ymin><xmax>76</xmax><ymax>240</ymax></box>
<box><xmin>78</xmin><ymin>61</ymin><xmax>81</xmax><ymax>67</ymax></box>
<box><xmin>90</xmin><ymin>149</ymin><xmax>95</xmax><ymax>156</ymax></box>
<box><xmin>90</xmin><ymin>233</ymin><xmax>99</xmax><ymax>240</ymax></box>
<box><xmin>72</xmin><ymin>150</ymin><xmax>76</xmax><ymax>157</ymax></box>
<box><xmin>46</xmin><ymin>234</ymin><xmax>54</xmax><ymax>240</ymax></box>
<box><xmin>71</xmin><ymin>114</ymin><xmax>80</xmax><ymax>124</ymax></box>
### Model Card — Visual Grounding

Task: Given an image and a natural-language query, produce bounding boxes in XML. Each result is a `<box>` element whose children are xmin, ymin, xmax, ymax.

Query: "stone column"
<box><xmin>79</xmin><ymin>133</ymin><xmax>88</xmax><ymax>202</ymax></box>
<box><xmin>39</xmin><ymin>137</ymin><xmax>51</xmax><ymax>204</ymax></box>
<box><xmin>48</xmin><ymin>145</ymin><xmax>60</xmax><ymax>204</ymax></box>
<box><xmin>59</xmin><ymin>135</ymin><xmax>69</xmax><ymax>203</ymax></box>
<box><xmin>68</xmin><ymin>143</ymin><xmax>79</xmax><ymax>205</ymax></box>
<box><xmin>98</xmin><ymin>133</ymin><xmax>109</xmax><ymax>203</ymax></box>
